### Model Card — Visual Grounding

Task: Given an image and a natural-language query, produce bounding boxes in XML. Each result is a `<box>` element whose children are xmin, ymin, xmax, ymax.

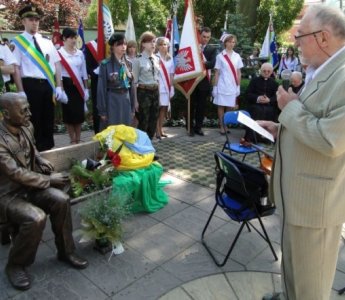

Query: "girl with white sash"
<box><xmin>155</xmin><ymin>37</ymin><xmax>174</xmax><ymax>139</ymax></box>
<box><xmin>58</xmin><ymin>28</ymin><xmax>88</xmax><ymax>144</ymax></box>
<box><xmin>212</xmin><ymin>34</ymin><xmax>243</xmax><ymax>134</ymax></box>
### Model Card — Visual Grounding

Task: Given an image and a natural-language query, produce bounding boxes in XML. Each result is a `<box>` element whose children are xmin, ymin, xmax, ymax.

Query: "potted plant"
<box><xmin>77</xmin><ymin>189</ymin><xmax>132</xmax><ymax>255</ymax></box>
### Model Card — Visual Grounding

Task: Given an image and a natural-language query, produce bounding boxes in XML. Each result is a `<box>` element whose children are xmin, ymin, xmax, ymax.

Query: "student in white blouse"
<box><xmin>58</xmin><ymin>28</ymin><xmax>88</xmax><ymax>144</ymax></box>
<box><xmin>278</xmin><ymin>46</ymin><xmax>299</xmax><ymax>77</ymax></box>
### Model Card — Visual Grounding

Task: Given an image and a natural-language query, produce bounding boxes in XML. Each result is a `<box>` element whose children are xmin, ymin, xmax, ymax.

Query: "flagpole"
<box><xmin>128</xmin><ymin>0</ymin><xmax>132</xmax><ymax>13</ymax></box>
<box><xmin>223</xmin><ymin>10</ymin><xmax>229</xmax><ymax>32</ymax></box>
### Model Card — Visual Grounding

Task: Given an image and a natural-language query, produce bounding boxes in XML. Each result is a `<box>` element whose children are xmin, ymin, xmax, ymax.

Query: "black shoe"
<box><xmin>262</xmin><ymin>292</ymin><xmax>283</xmax><ymax>300</ymax></box>
<box><xmin>5</xmin><ymin>264</ymin><xmax>31</xmax><ymax>290</ymax></box>
<box><xmin>58</xmin><ymin>253</ymin><xmax>89</xmax><ymax>269</ymax></box>
<box><xmin>153</xmin><ymin>155</ymin><xmax>160</xmax><ymax>161</ymax></box>
<box><xmin>194</xmin><ymin>129</ymin><xmax>204</xmax><ymax>136</ymax></box>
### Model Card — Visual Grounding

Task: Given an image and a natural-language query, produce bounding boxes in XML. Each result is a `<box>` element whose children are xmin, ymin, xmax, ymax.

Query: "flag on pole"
<box><xmin>259</xmin><ymin>14</ymin><xmax>279</xmax><ymax>68</ymax></box>
<box><xmin>165</xmin><ymin>18</ymin><xmax>172</xmax><ymax>41</ymax></box>
<box><xmin>52</xmin><ymin>19</ymin><xmax>63</xmax><ymax>49</ymax></box>
<box><xmin>172</xmin><ymin>14</ymin><xmax>180</xmax><ymax>59</ymax></box>
<box><xmin>97</xmin><ymin>0</ymin><xmax>114</xmax><ymax>61</ymax></box>
<box><xmin>173</xmin><ymin>0</ymin><xmax>204</xmax><ymax>98</ymax></box>
<box><xmin>125</xmin><ymin>4</ymin><xmax>136</xmax><ymax>41</ymax></box>
<box><xmin>184</xmin><ymin>0</ymin><xmax>189</xmax><ymax>16</ymax></box>
<box><xmin>77</xmin><ymin>19</ymin><xmax>86</xmax><ymax>51</ymax></box>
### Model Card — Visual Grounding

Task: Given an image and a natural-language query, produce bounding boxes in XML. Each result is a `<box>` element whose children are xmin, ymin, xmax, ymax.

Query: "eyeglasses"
<box><xmin>294</xmin><ymin>30</ymin><xmax>322</xmax><ymax>40</ymax></box>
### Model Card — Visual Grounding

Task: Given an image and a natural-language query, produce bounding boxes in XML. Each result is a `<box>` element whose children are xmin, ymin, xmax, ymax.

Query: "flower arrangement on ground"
<box><xmin>77</xmin><ymin>189</ymin><xmax>132</xmax><ymax>256</ymax></box>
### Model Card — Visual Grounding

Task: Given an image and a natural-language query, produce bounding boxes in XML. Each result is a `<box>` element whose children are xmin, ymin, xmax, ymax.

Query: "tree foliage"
<box><xmin>4</xmin><ymin>0</ymin><xmax>87</xmax><ymax>31</ymax></box>
<box><xmin>86</xmin><ymin>0</ymin><xmax>169</xmax><ymax>37</ymax></box>
<box><xmin>256</xmin><ymin>0</ymin><xmax>304</xmax><ymax>41</ymax></box>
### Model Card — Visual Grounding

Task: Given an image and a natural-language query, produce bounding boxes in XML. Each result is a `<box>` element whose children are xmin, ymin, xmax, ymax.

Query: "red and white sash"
<box><xmin>86</xmin><ymin>40</ymin><xmax>99</xmax><ymax>63</ymax></box>
<box><xmin>58</xmin><ymin>49</ymin><xmax>85</xmax><ymax>99</ymax></box>
<box><xmin>159</xmin><ymin>59</ymin><xmax>171</xmax><ymax>95</ymax></box>
<box><xmin>223</xmin><ymin>53</ymin><xmax>239</xmax><ymax>86</ymax></box>
<box><xmin>282</xmin><ymin>56</ymin><xmax>288</xmax><ymax>69</ymax></box>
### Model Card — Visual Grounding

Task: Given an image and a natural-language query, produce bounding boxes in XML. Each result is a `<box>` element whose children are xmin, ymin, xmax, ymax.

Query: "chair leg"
<box><xmin>241</xmin><ymin>154</ymin><xmax>247</xmax><ymax>162</ymax></box>
<box><xmin>245</xmin><ymin>222</ymin><xmax>251</xmax><ymax>232</ymax></box>
<box><xmin>201</xmin><ymin>203</ymin><xmax>218</xmax><ymax>240</ymax></box>
<box><xmin>202</xmin><ymin>205</ymin><xmax>248</xmax><ymax>267</ymax></box>
<box><xmin>202</xmin><ymin>221</ymin><xmax>247</xmax><ymax>267</ymax></box>
<box><xmin>251</xmin><ymin>217</ymin><xmax>278</xmax><ymax>261</ymax></box>
<box><xmin>257</xmin><ymin>151</ymin><xmax>262</xmax><ymax>165</ymax></box>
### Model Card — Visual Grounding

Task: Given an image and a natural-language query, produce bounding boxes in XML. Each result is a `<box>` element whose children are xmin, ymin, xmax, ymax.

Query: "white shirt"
<box><xmin>59</xmin><ymin>47</ymin><xmax>88</xmax><ymax>80</ymax></box>
<box><xmin>278</xmin><ymin>56</ymin><xmax>299</xmax><ymax>74</ymax></box>
<box><xmin>0</xmin><ymin>44</ymin><xmax>17</xmax><ymax>82</ymax></box>
<box><xmin>12</xmin><ymin>31</ymin><xmax>60</xmax><ymax>79</ymax></box>
<box><xmin>215</xmin><ymin>50</ymin><xmax>243</xmax><ymax>95</ymax></box>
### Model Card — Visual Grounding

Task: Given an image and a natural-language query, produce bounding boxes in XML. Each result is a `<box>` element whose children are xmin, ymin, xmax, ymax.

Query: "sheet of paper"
<box><xmin>237</xmin><ymin>111</ymin><xmax>275</xmax><ymax>142</ymax></box>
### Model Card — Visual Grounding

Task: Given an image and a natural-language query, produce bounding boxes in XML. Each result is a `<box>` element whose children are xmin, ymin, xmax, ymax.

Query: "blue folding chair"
<box><xmin>222</xmin><ymin>110</ymin><xmax>263</xmax><ymax>163</ymax></box>
<box><xmin>201</xmin><ymin>152</ymin><xmax>278</xmax><ymax>267</ymax></box>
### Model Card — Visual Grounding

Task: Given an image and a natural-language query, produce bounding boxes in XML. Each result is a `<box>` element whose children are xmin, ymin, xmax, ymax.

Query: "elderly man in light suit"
<box><xmin>260</xmin><ymin>5</ymin><xmax>345</xmax><ymax>300</ymax></box>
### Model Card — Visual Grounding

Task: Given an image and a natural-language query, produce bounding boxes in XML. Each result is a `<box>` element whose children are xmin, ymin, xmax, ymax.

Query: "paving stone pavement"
<box><xmin>1</xmin><ymin>127</ymin><xmax>345</xmax><ymax>299</ymax></box>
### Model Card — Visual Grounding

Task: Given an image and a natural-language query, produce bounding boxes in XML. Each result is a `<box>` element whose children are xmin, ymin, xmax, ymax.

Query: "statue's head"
<box><xmin>0</xmin><ymin>93</ymin><xmax>31</xmax><ymax>128</ymax></box>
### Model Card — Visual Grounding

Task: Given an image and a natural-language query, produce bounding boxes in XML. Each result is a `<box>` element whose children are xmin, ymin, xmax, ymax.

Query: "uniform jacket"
<box><xmin>0</xmin><ymin>122</ymin><xmax>50</xmax><ymax>223</ymax></box>
<box><xmin>272</xmin><ymin>48</ymin><xmax>345</xmax><ymax>228</ymax></box>
<box><xmin>197</xmin><ymin>44</ymin><xmax>217</xmax><ymax>91</ymax></box>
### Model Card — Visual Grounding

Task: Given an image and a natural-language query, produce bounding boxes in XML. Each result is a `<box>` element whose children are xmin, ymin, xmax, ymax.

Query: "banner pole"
<box><xmin>187</xmin><ymin>95</ymin><xmax>191</xmax><ymax>135</ymax></box>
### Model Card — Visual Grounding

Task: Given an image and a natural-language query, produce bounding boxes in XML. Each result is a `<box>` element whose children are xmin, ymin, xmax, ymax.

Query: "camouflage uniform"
<box><xmin>132</xmin><ymin>52</ymin><xmax>160</xmax><ymax>139</ymax></box>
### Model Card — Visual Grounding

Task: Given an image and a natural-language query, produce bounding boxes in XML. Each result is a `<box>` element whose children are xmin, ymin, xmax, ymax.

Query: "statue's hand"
<box><xmin>50</xmin><ymin>172</ymin><xmax>70</xmax><ymax>188</ymax></box>
<box><xmin>37</xmin><ymin>157</ymin><xmax>54</xmax><ymax>174</ymax></box>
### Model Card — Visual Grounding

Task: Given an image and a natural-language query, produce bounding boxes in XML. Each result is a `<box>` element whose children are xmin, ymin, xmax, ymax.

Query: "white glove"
<box><xmin>55</xmin><ymin>87</ymin><xmax>63</xmax><ymax>101</ymax></box>
<box><xmin>18</xmin><ymin>91</ymin><xmax>27</xmax><ymax>99</ymax></box>
<box><xmin>84</xmin><ymin>89</ymin><xmax>90</xmax><ymax>101</ymax></box>
<box><xmin>212</xmin><ymin>86</ymin><xmax>218</xmax><ymax>98</ymax></box>
<box><xmin>60</xmin><ymin>91</ymin><xmax>68</xmax><ymax>104</ymax></box>
<box><xmin>169</xmin><ymin>86</ymin><xmax>175</xmax><ymax>98</ymax></box>
<box><xmin>236</xmin><ymin>85</ymin><xmax>241</xmax><ymax>97</ymax></box>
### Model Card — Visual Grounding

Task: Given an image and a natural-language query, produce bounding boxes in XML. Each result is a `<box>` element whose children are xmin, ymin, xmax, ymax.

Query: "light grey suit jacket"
<box><xmin>272</xmin><ymin>48</ymin><xmax>345</xmax><ymax>228</ymax></box>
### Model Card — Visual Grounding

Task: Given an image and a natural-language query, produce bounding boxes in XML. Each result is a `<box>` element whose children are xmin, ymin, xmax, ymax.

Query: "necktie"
<box><xmin>149</xmin><ymin>57</ymin><xmax>155</xmax><ymax>79</ymax></box>
<box><xmin>33</xmin><ymin>36</ymin><xmax>44</xmax><ymax>56</ymax></box>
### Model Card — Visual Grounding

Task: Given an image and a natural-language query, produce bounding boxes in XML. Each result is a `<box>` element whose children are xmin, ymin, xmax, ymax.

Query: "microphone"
<box><xmin>281</xmin><ymin>69</ymin><xmax>292</xmax><ymax>91</ymax></box>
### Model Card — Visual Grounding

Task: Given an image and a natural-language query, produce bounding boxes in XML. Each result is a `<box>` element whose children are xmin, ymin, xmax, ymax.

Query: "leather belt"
<box><xmin>138</xmin><ymin>84</ymin><xmax>158</xmax><ymax>91</ymax></box>
<box><xmin>107</xmin><ymin>88</ymin><xmax>129</xmax><ymax>94</ymax></box>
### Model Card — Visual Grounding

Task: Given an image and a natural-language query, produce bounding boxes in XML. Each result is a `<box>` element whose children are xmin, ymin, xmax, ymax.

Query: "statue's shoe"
<box><xmin>57</xmin><ymin>252</ymin><xmax>89</xmax><ymax>269</ymax></box>
<box><xmin>5</xmin><ymin>264</ymin><xmax>31</xmax><ymax>290</ymax></box>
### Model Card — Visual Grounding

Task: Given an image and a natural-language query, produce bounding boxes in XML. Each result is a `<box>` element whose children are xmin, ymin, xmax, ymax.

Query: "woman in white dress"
<box><xmin>155</xmin><ymin>37</ymin><xmax>174</xmax><ymax>139</ymax></box>
<box><xmin>212</xmin><ymin>34</ymin><xmax>243</xmax><ymax>134</ymax></box>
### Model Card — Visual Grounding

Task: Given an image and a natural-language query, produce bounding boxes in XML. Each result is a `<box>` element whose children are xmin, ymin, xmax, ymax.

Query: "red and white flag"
<box><xmin>173</xmin><ymin>0</ymin><xmax>205</xmax><ymax>98</ymax></box>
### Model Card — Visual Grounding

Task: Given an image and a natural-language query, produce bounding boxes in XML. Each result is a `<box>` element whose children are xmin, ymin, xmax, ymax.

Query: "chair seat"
<box><xmin>220</xmin><ymin>194</ymin><xmax>257</xmax><ymax>221</ymax></box>
<box><xmin>224</xmin><ymin>143</ymin><xmax>263</xmax><ymax>154</ymax></box>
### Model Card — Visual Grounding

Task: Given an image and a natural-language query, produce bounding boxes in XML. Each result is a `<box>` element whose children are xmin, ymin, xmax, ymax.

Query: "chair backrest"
<box><xmin>223</xmin><ymin>110</ymin><xmax>250</xmax><ymax>126</ymax></box>
<box><xmin>215</xmin><ymin>152</ymin><xmax>268</xmax><ymax>205</ymax></box>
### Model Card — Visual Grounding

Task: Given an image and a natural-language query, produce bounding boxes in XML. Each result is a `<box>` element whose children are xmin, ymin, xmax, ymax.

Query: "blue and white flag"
<box><xmin>77</xmin><ymin>19</ymin><xmax>86</xmax><ymax>52</ymax></box>
<box><xmin>172</xmin><ymin>14</ymin><xmax>180</xmax><ymax>59</ymax></box>
<box><xmin>259</xmin><ymin>15</ymin><xmax>279</xmax><ymax>68</ymax></box>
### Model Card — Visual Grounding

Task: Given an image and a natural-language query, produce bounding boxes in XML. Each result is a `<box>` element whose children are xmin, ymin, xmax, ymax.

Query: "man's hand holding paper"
<box><xmin>237</xmin><ymin>111</ymin><xmax>275</xmax><ymax>142</ymax></box>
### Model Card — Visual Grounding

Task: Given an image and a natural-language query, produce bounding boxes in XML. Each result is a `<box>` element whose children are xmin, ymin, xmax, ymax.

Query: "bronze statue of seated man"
<box><xmin>0</xmin><ymin>93</ymin><xmax>88</xmax><ymax>291</ymax></box>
